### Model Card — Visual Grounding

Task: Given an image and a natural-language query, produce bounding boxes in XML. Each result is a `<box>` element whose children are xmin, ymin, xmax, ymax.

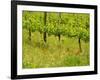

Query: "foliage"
<box><xmin>22</xmin><ymin>11</ymin><xmax>90</xmax><ymax>42</ymax></box>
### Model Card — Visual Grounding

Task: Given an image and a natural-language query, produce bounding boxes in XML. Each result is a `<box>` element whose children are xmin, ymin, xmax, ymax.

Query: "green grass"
<box><xmin>22</xmin><ymin>29</ymin><xmax>90</xmax><ymax>68</ymax></box>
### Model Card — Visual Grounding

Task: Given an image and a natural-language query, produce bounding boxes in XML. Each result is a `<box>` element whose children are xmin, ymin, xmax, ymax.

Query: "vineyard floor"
<box><xmin>22</xmin><ymin>29</ymin><xmax>90</xmax><ymax>68</ymax></box>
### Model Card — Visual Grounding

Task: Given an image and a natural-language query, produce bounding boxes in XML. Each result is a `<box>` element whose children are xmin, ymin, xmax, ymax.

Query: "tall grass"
<box><xmin>22</xmin><ymin>29</ymin><xmax>90</xmax><ymax>68</ymax></box>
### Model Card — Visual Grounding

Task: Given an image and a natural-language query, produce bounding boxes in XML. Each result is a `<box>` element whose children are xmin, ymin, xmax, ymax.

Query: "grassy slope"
<box><xmin>22</xmin><ymin>29</ymin><xmax>90</xmax><ymax>68</ymax></box>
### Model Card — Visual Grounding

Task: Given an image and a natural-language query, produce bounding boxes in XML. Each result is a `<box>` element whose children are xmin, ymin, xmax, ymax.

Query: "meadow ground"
<box><xmin>22</xmin><ymin>29</ymin><xmax>90</xmax><ymax>68</ymax></box>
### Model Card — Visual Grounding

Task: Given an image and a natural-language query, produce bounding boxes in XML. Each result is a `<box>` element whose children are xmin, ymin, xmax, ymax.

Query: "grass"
<box><xmin>22</xmin><ymin>29</ymin><xmax>90</xmax><ymax>68</ymax></box>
